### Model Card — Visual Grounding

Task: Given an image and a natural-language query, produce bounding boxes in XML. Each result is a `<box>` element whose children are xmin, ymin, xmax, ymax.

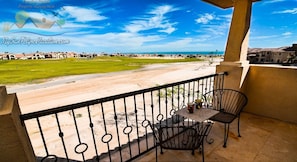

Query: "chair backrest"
<box><xmin>148</xmin><ymin>121</ymin><xmax>162</xmax><ymax>145</ymax></box>
<box><xmin>148</xmin><ymin>121</ymin><xmax>212</xmax><ymax>150</ymax></box>
<box><xmin>203</xmin><ymin>89</ymin><xmax>248</xmax><ymax>116</ymax></box>
<box><xmin>192</xmin><ymin>122</ymin><xmax>212</xmax><ymax>147</ymax></box>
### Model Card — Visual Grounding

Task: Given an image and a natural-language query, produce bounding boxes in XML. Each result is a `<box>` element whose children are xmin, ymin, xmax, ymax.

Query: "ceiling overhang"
<box><xmin>202</xmin><ymin>0</ymin><xmax>260</xmax><ymax>9</ymax></box>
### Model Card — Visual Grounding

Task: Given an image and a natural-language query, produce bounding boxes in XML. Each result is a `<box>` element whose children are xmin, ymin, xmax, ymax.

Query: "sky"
<box><xmin>0</xmin><ymin>0</ymin><xmax>296</xmax><ymax>54</ymax></box>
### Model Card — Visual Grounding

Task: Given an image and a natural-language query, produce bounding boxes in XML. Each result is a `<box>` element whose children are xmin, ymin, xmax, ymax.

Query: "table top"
<box><xmin>175</xmin><ymin>108</ymin><xmax>219</xmax><ymax>123</ymax></box>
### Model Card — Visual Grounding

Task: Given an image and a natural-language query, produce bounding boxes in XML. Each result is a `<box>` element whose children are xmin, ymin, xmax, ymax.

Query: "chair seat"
<box><xmin>209</xmin><ymin>112</ymin><xmax>236</xmax><ymax>124</ymax></box>
<box><xmin>160</xmin><ymin>127</ymin><xmax>198</xmax><ymax>150</ymax></box>
<box><xmin>149</xmin><ymin>120</ymin><xmax>212</xmax><ymax>160</ymax></box>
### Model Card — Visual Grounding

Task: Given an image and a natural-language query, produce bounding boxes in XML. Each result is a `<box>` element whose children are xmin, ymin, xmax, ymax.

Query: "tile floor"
<box><xmin>135</xmin><ymin>112</ymin><xmax>297</xmax><ymax>162</ymax></box>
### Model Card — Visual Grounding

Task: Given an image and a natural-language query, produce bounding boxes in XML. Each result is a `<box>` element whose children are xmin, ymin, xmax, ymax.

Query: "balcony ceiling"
<box><xmin>202</xmin><ymin>0</ymin><xmax>260</xmax><ymax>9</ymax></box>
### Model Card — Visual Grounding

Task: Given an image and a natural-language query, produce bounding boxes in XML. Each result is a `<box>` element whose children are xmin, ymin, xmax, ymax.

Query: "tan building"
<box><xmin>248</xmin><ymin>44</ymin><xmax>297</xmax><ymax>64</ymax></box>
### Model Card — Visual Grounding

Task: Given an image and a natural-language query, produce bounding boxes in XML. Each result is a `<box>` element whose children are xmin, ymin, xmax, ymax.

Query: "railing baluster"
<box><xmin>171</xmin><ymin>86</ymin><xmax>174</xmax><ymax>110</ymax></box>
<box><xmin>156</xmin><ymin>89</ymin><xmax>163</xmax><ymax>124</ymax></box>
<box><xmin>207</xmin><ymin>76</ymin><xmax>212</xmax><ymax>92</ymax></box>
<box><xmin>36</xmin><ymin>117</ymin><xmax>50</xmax><ymax>161</ymax></box>
<box><xmin>198</xmin><ymin>80</ymin><xmax>203</xmax><ymax>95</ymax></box>
<box><xmin>123</xmin><ymin>97</ymin><xmax>132</xmax><ymax>159</ymax></box>
<box><xmin>54</xmin><ymin>113</ymin><xmax>69</xmax><ymax>161</ymax></box>
<box><xmin>192</xmin><ymin>80</ymin><xmax>196</xmax><ymax>100</ymax></box>
<box><xmin>201</xmin><ymin>77</ymin><xmax>205</xmax><ymax>95</ymax></box>
<box><xmin>142</xmin><ymin>92</ymin><xmax>149</xmax><ymax>150</ymax></box>
<box><xmin>87</xmin><ymin>106</ymin><xmax>99</xmax><ymax>162</ymax></box>
<box><xmin>165</xmin><ymin>87</ymin><xmax>168</xmax><ymax>126</ymax></box>
<box><xmin>187</xmin><ymin>81</ymin><xmax>191</xmax><ymax>104</ymax></box>
<box><xmin>112</xmin><ymin>99</ymin><xmax>123</xmax><ymax>162</ymax></box>
<box><xmin>150</xmin><ymin>90</ymin><xmax>158</xmax><ymax>161</ymax></box>
<box><xmin>71</xmin><ymin>109</ymin><xmax>87</xmax><ymax>161</ymax></box>
<box><xmin>100</xmin><ymin>102</ymin><xmax>112</xmax><ymax>162</ymax></box>
<box><xmin>133</xmin><ymin>94</ymin><xmax>141</xmax><ymax>155</ymax></box>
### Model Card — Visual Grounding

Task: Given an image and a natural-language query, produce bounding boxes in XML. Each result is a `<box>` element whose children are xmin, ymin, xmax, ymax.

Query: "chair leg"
<box><xmin>205</xmin><ymin>121</ymin><xmax>214</xmax><ymax>144</ymax></box>
<box><xmin>206</xmin><ymin>136</ymin><xmax>214</xmax><ymax>144</ymax></box>
<box><xmin>223</xmin><ymin>124</ymin><xmax>230</xmax><ymax>148</ymax></box>
<box><xmin>237</xmin><ymin>116</ymin><xmax>241</xmax><ymax>137</ymax></box>
<box><xmin>202</xmin><ymin>142</ymin><xmax>205</xmax><ymax>162</ymax></box>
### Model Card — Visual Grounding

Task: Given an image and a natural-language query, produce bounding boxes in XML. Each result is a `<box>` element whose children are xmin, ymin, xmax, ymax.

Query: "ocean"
<box><xmin>123</xmin><ymin>51</ymin><xmax>224</xmax><ymax>56</ymax></box>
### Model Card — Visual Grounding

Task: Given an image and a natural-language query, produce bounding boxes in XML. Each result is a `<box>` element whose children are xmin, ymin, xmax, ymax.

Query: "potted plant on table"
<box><xmin>195</xmin><ymin>98</ymin><xmax>203</xmax><ymax>109</ymax></box>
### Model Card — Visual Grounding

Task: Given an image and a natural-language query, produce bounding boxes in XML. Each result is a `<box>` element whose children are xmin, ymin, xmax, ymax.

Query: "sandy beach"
<box><xmin>7</xmin><ymin>57</ymin><xmax>222</xmax><ymax>114</ymax></box>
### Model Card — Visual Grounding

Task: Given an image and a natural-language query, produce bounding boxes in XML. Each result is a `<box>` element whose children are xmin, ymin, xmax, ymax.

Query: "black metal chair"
<box><xmin>202</xmin><ymin>89</ymin><xmax>248</xmax><ymax>148</ymax></box>
<box><xmin>149</xmin><ymin>121</ymin><xmax>212</xmax><ymax>162</ymax></box>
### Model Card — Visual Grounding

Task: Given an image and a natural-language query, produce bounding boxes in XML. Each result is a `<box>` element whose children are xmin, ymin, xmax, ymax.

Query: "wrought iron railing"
<box><xmin>20</xmin><ymin>72</ymin><xmax>226</xmax><ymax>162</ymax></box>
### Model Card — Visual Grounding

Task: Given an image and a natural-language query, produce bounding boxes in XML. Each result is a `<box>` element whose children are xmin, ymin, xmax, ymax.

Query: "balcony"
<box><xmin>1</xmin><ymin>63</ymin><xmax>296</xmax><ymax>162</ymax></box>
<box><xmin>1</xmin><ymin>0</ymin><xmax>297</xmax><ymax>160</ymax></box>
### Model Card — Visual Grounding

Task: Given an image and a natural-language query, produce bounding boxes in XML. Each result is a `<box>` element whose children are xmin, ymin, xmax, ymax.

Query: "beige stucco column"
<box><xmin>224</xmin><ymin>0</ymin><xmax>251</xmax><ymax>63</ymax></box>
<box><xmin>215</xmin><ymin>0</ymin><xmax>254</xmax><ymax>90</ymax></box>
<box><xmin>0</xmin><ymin>86</ymin><xmax>35</xmax><ymax>162</ymax></box>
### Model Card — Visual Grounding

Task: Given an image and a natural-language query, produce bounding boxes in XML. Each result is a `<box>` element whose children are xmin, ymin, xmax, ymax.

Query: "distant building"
<box><xmin>0</xmin><ymin>53</ymin><xmax>16</xmax><ymax>60</ymax></box>
<box><xmin>247</xmin><ymin>44</ymin><xmax>297</xmax><ymax>65</ymax></box>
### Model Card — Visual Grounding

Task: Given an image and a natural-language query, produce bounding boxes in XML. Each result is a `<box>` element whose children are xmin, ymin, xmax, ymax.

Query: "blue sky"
<box><xmin>0</xmin><ymin>0</ymin><xmax>296</xmax><ymax>53</ymax></box>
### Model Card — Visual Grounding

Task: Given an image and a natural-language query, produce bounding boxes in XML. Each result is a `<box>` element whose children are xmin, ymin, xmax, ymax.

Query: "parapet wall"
<box><xmin>242</xmin><ymin>65</ymin><xmax>297</xmax><ymax>123</ymax></box>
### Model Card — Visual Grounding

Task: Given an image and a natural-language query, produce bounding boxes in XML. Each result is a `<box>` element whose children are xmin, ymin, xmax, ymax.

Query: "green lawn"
<box><xmin>0</xmin><ymin>56</ymin><xmax>203</xmax><ymax>84</ymax></box>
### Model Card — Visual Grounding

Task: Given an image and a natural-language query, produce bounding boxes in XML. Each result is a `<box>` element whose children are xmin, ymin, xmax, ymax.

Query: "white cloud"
<box><xmin>250</xmin><ymin>35</ymin><xmax>279</xmax><ymax>40</ymax></box>
<box><xmin>159</xmin><ymin>26</ymin><xmax>175</xmax><ymax>34</ymax></box>
<box><xmin>282</xmin><ymin>32</ymin><xmax>292</xmax><ymax>36</ymax></box>
<box><xmin>204</xmin><ymin>26</ymin><xmax>225</xmax><ymax>36</ymax></box>
<box><xmin>195</xmin><ymin>13</ymin><xmax>215</xmax><ymax>24</ymax></box>
<box><xmin>136</xmin><ymin>37</ymin><xmax>215</xmax><ymax>52</ymax></box>
<box><xmin>263</xmin><ymin>0</ymin><xmax>286</xmax><ymax>4</ymax></box>
<box><xmin>149</xmin><ymin>5</ymin><xmax>177</xmax><ymax>15</ymax></box>
<box><xmin>59</xmin><ymin>6</ymin><xmax>108</xmax><ymax>22</ymax></box>
<box><xmin>195</xmin><ymin>14</ymin><xmax>231</xmax><ymax>38</ymax></box>
<box><xmin>124</xmin><ymin>5</ymin><xmax>179</xmax><ymax>34</ymax></box>
<box><xmin>61</xmin><ymin>31</ymin><xmax>216</xmax><ymax>52</ymax></box>
<box><xmin>219</xmin><ymin>14</ymin><xmax>232</xmax><ymax>22</ymax></box>
<box><xmin>66</xmin><ymin>32</ymin><xmax>162</xmax><ymax>49</ymax></box>
<box><xmin>273</xmin><ymin>8</ymin><xmax>297</xmax><ymax>14</ymax></box>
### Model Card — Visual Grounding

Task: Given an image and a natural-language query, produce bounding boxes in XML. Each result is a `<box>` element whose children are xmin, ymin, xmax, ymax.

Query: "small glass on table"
<box><xmin>187</xmin><ymin>102</ymin><xmax>195</xmax><ymax>113</ymax></box>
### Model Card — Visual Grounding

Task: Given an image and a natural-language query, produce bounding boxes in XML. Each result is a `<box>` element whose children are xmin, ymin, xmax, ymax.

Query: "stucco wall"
<box><xmin>242</xmin><ymin>65</ymin><xmax>297</xmax><ymax>123</ymax></box>
<box><xmin>0</xmin><ymin>87</ymin><xmax>35</xmax><ymax>162</ymax></box>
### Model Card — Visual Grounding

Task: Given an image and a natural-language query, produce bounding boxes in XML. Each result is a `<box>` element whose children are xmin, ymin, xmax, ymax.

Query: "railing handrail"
<box><xmin>20</xmin><ymin>72</ymin><xmax>226</xmax><ymax>121</ymax></box>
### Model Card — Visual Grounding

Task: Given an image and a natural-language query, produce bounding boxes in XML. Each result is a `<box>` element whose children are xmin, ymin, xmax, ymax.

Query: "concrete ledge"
<box><xmin>0</xmin><ymin>87</ymin><xmax>35</xmax><ymax>162</ymax></box>
<box><xmin>0</xmin><ymin>86</ymin><xmax>7</xmax><ymax>109</ymax></box>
